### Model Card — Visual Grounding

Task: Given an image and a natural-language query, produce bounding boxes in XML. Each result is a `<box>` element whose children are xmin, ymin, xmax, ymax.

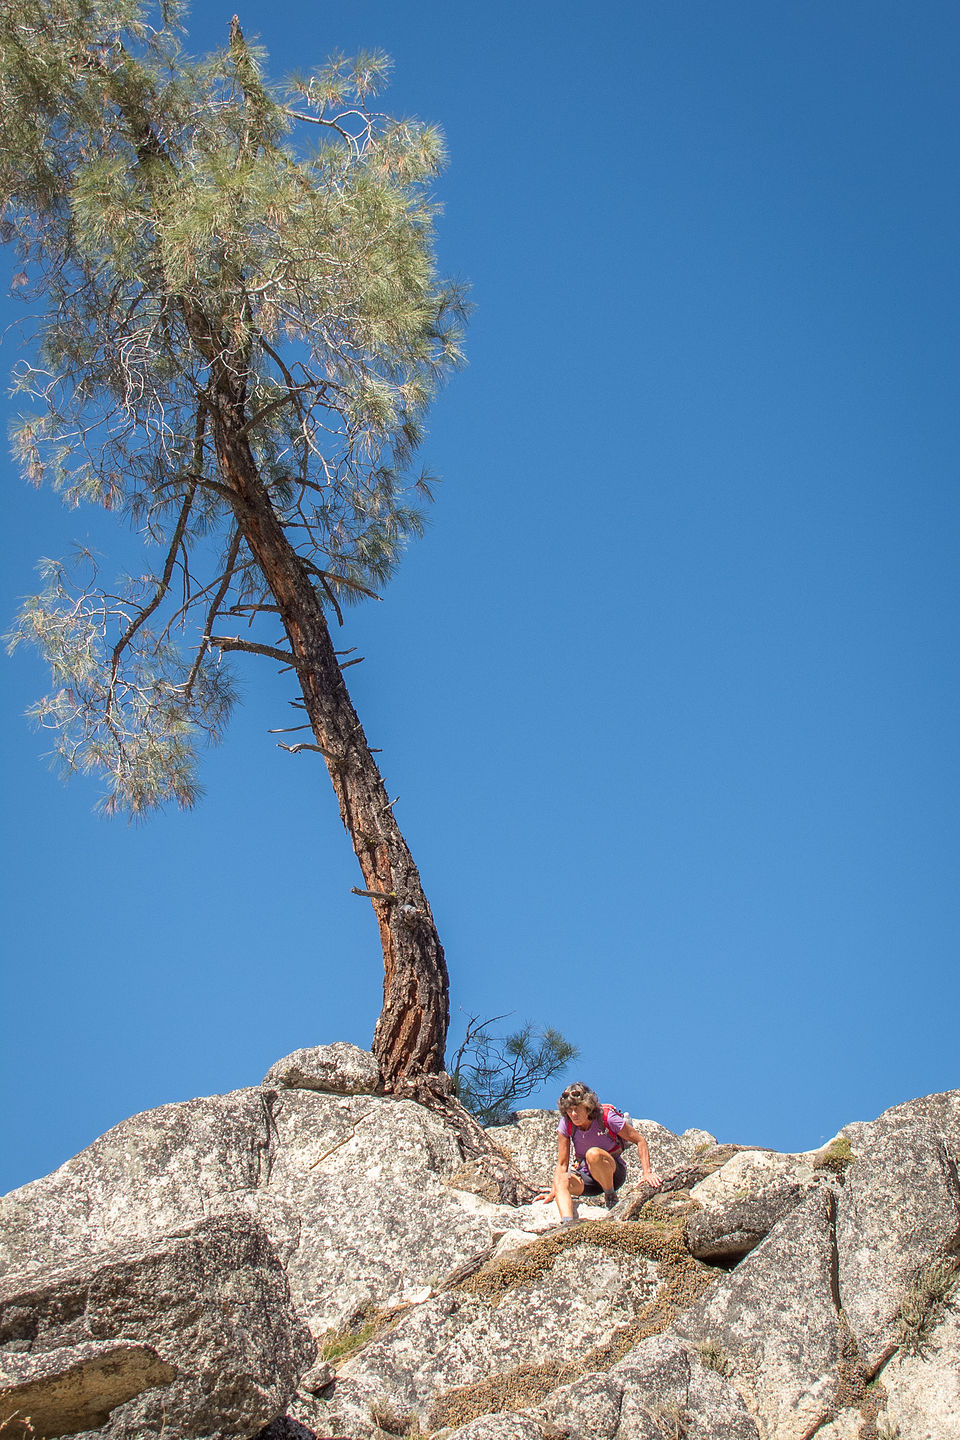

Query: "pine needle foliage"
<box><xmin>449</xmin><ymin>1013</ymin><xmax>579</xmax><ymax>1126</ymax></box>
<box><xmin>1</xmin><ymin>0</ymin><xmax>466</xmax><ymax>814</ymax></box>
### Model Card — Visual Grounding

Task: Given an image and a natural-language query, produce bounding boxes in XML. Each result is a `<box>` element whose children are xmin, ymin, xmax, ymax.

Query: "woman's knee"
<box><xmin>585</xmin><ymin>1147</ymin><xmax>613</xmax><ymax>1166</ymax></box>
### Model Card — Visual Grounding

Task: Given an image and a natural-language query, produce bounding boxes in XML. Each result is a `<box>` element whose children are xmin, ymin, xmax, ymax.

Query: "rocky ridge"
<box><xmin>0</xmin><ymin>1043</ymin><xmax>957</xmax><ymax>1440</ymax></box>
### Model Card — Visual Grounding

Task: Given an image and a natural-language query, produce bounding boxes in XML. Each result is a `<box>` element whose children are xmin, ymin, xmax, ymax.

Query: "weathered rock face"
<box><xmin>439</xmin><ymin>1335</ymin><xmax>760</xmax><ymax>1439</ymax></box>
<box><xmin>0</xmin><ymin>1215</ymin><xmax>314</xmax><ymax>1440</ymax></box>
<box><xmin>673</xmin><ymin>1185</ymin><xmax>843</xmax><ymax>1440</ymax></box>
<box><xmin>338</xmin><ymin>1231</ymin><xmax>660</xmax><ymax>1417</ymax></box>
<box><xmin>262</xmin><ymin>1043</ymin><xmax>381</xmax><ymax>1096</ymax></box>
<box><xmin>684</xmin><ymin>1149</ymin><xmax>817</xmax><ymax>1263</ymax></box>
<box><xmin>0</xmin><ymin>1084</ymin><xmax>541</xmax><ymax>1338</ymax></box>
<box><xmin>0</xmin><ymin>1342</ymin><xmax>175</xmax><ymax>1440</ymax></box>
<box><xmin>2</xmin><ymin>1056</ymin><xmax>958</xmax><ymax>1440</ymax></box>
<box><xmin>546</xmin><ymin>1333</ymin><xmax>760</xmax><ymax>1440</ymax></box>
<box><xmin>836</xmin><ymin>1089</ymin><xmax>960</xmax><ymax>1367</ymax></box>
<box><xmin>0</xmin><ymin>1088</ymin><xmax>278</xmax><ymax>1279</ymax></box>
<box><xmin>882</xmin><ymin>1301</ymin><xmax>960</xmax><ymax>1440</ymax></box>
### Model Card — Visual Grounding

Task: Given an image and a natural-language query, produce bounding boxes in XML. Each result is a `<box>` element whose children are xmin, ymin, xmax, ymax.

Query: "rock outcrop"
<box><xmin>1</xmin><ymin>1051</ymin><xmax>957</xmax><ymax>1440</ymax></box>
<box><xmin>683</xmin><ymin>1148</ymin><xmax>817</xmax><ymax>1263</ymax></box>
<box><xmin>262</xmin><ymin>1043</ymin><xmax>382</xmax><ymax>1096</ymax></box>
<box><xmin>0</xmin><ymin>1214</ymin><xmax>313</xmax><ymax>1440</ymax></box>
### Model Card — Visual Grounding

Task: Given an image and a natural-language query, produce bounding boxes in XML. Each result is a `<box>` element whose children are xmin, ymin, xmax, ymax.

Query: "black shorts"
<box><xmin>577</xmin><ymin>1154</ymin><xmax>628</xmax><ymax>1196</ymax></box>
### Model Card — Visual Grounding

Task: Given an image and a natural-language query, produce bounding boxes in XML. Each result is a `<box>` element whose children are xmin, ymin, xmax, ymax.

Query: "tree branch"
<box><xmin>108</xmin><ymin>480</ymin><xmax>196</xmax><ymax>696</ymax></box>
<box><xmin>210</xmin><ymin>635</ymin><xmax>300</xmax><ymax>666</ymax></box>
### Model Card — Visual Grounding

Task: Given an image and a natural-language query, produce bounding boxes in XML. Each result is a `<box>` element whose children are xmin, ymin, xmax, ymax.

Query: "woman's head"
<box><xmin>558</xmin><ymin>1082</ymin><xmax>600</xmax><ymax>1122</ymax></box>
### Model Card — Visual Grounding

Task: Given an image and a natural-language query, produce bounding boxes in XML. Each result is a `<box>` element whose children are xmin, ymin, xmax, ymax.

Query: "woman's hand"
<box><xmin>641</xmin><ymin>1168</ymin><xmax>662</xmax><ymax>1189</ymax></box>
<box><xmin>535</xmin><ymin>1184</ymin><xmax>557</xmax><ymax>1204</ymax></box>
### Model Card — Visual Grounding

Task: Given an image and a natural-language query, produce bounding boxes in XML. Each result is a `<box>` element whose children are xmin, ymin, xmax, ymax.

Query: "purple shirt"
<box><xmin>558</xmin><ymin>1107</ymin><xmax>626</xmax><ymax>1161</ymax></box>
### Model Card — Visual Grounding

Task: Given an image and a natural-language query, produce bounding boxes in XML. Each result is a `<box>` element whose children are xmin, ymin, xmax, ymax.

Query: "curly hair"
<box><xmin>558</xmin><ymin>1082</ymin><xmax>601</xmax><ymax>1121</ymax></box>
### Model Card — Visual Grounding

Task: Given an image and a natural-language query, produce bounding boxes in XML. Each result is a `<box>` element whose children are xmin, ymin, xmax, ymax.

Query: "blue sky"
<box><xmin>2</xmin><ymin>1</ymin><xmax>958</xmax><ymax>1194</ymax></box>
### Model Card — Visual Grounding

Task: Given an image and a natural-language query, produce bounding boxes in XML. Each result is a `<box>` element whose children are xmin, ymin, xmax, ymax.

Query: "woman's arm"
<box><xmin>536</xmin><ymin>1133</ymin><xmax>571</xmax><ymax>1203</ymax></box>
<box><xmin>619</xmin><ymin>1121</ymin><xmax>662</xmax><ymax>1186</ymax></box>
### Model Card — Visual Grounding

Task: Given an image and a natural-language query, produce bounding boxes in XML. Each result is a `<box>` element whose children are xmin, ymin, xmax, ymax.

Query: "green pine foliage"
<box><xmin>449</xmin><ymin>1014</ymin><xmax>580</xmax><ymax>1126</ymax></box>
<box><xmin>1</xmin><ymin>0</ymin><xmax>465</xmax><ymax>813</ymax></box>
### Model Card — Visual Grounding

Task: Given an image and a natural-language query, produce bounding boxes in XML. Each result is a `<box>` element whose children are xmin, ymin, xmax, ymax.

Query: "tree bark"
<box><xmin>205</xmin><ymin>379</ymin><xmax>449</xmax><ymax>1092</ymax></box>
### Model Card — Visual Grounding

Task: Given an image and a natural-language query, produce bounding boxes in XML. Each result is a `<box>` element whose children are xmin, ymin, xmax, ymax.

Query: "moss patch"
<box><xmin>319</xmin><ymin>1302</ymin><xmax>402</xmax><ymax>1364</ymax></box>
<box><xmin>458</xmin><ymin>1217</ymin><xmax>687</xmax><ymax>1304</ymax></box>
<box><xmin>814</xmin><ymin>1136</ymin><xmax>855</xmax><ymax>1176</ymax></box>
<box><xmin>428</xmin><ymin>1219</ymin><xmax>719</xmax><ymax>1431</ymax></box>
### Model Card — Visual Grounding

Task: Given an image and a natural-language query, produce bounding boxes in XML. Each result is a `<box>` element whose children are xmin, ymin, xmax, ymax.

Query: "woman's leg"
<box><xmin>555</xmin><ymin>1169</ymin><xmax>585</xmax><ymax>1219</ymax></box>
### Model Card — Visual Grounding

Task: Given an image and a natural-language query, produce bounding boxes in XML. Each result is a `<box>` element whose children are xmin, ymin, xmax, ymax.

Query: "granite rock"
<box><xmin>5</xmin><ymin>1062</ymin><xmax>960</xmax><ymax>1440</ymax></box>
<box><xmin>835</xmin><ymin>1088</ymin><xmax>960</xmax><ymax>1366</ymax></box>
<box><xmin>0</xmin><ymin>1086</ymin><xmax>541</xmax><ymax>1340</ymax></box>
<box><xmin>262</xmin><ymin>1043</ymin><xmax>382</xmax><ymax>1096</ymax></box>
<box><xmin>438</xmin><ymin>1335</ymin><xmax>759</xmax><ymax>1440</ymax></box>
<box><xmin>673</xmin><ymin>1185</ymin><xmax>843</xmax><ymax>1440</ymax></box>
<box><xmin>337</xmin><ymin>1231</ymin><xmax>661</xmax><ymax>1420</ymax></box>
<box><xmin>0</xmin><ymin>1341</ymin><xmax>175</xmax><ymax>1439</ymax></box>
<box><xmin>685</xmin><ymin>1149</ymin><xmax>818</xmax><ymax>1263</ymax></box>
<box><xmin>881</xmin><ymin>1300</ymin><xmax>960</xmax><ymax>1440</ymax></box>
<box><xmin>0</xmin><ymin>1214</ymin><xmax>314</xmax><ymax>1440</ymax></box>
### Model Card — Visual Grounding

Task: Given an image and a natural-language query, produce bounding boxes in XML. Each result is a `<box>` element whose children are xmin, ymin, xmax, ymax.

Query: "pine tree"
<box><xmin>1</xmin><ymin>1</ymin><xmax>466</xmax><ymax>1098</ymax></box>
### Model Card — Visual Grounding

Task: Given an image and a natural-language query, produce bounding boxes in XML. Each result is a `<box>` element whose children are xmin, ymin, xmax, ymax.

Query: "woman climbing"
<box><xmin>538</xmin><ymin>1081</ymin><xmax>662</xmax><ymax>1225</ymax></box>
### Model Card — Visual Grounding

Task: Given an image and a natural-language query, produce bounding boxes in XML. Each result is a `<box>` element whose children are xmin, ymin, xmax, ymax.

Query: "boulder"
<box><xmin>684</xmin><ymin>1149</ymin><xmax>818</xmax><ymax>1263</ymax></box>
<box><xmin>835</xmin><ymin>1089</ymin><xmax>960</xmax><ymax>1367</ymax></box>
<box><xmin>0</xmin><ymin>1088</ymin><xmax>279</xmax><ymax>1279</ymax></box>
<box><xmin>0</xmin><ymin>1214</ymin><xmax>315</xmax><ymax>1440</ymax></box>
<box><xmin>611</xmin><ymin>1335</ymin><xmax>760</xmax><ymax>1439</ymax></box>
<box><xmin>673</xmin><ymin>1185</ymin><xmax>843</xmax><ymax>1440</ymax></box>
<box><xmin>262</xmin><ymin>1089</ymin><xmax>543</xmax><ymax>1335</ymax></box>
<box><xmin>262</xmin><ymin>1043</ymin><xmax>381</xmax><ymax>1096</ymax></box>
<box><xmin>680</xmin><ymin>1128</ymin><xmax>719</xmax><ymax>1153</ymax></box>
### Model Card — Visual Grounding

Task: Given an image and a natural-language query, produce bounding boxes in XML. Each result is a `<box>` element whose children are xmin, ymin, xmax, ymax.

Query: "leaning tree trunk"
<box><xmin>196</xmin><ymin>357</ymin><xmax>539</xmax><ymax>1202</ymax></box>
<box><xmin>207</xmin><ymin>383</ymin><xmax>449</xmax><ymax>1091</ymax></box>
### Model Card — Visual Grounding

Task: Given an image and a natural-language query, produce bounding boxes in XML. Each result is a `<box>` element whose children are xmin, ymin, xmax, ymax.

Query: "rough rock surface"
<box><xmin>3</xmin><ymin>1058</ymin><xmax>960</xmax><ymax>1440</ymax></box>
<box><xmin>672</xmin><ymin>1185</ymin><xmax>843</xmax><ymax>1440</ymax></box>
<box><xmin>262</xmin><ymin>1042</ymin><xmax>381</xmax><ymax>1096</ymax></box>
<box><xmin>0</xmin><ymin>1214</ymin><xmax>314</xmax><ymax>1440</ymax></box>
<box><xmin>0</xmin><ymin>1085</ymin><xmax>541</xmax><ymax>1338</ymax></box>
<box><xmin>685</xmin><ymin>1149</ymin><xmax>817</xmax><ymax>1262</ymax></box>
<box><xmin>881</xmin><ymin>1302</ymin><xmax>960</xmax><ymax>1440</ymax></box>
<box><xmin>440</xmin><ymin>1335</ymin><xmax>760</xmax><ymax>1439</ymax></box>
<box><xmin>836</xmin><ymin>1088</ymin><xmax>960</xmax><ymax>1366</ymax></box>
<box><xmin>0</xmin><ymin>1341</ymin><xmax>175</xmax><ymax>1439</ymax></box>
<box><xmin>338</xmin><ymin>1236</ymin><xmax>660</xmax><ymax>1415</ymax></box>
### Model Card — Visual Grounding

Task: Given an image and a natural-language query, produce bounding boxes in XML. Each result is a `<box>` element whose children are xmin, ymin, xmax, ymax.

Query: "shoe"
<box><xmin>603</xmin><ymin>1190</ymin><xmax>617</xmax><ymax>1209</ymax></box>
